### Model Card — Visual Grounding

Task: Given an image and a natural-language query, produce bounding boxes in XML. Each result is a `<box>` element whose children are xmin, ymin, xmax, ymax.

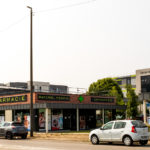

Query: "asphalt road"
<box><xmin>0</xmin><ymin>138</ymin><xmax>150</xmax><ymax>150</ymax></box>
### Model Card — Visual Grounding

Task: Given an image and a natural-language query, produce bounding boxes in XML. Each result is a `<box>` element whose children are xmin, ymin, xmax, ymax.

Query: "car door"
<box><xmin>111</xmin><ymin>121</ymin><xmax>126</xmax><ymax>141</ymax></box>
<box><xmin>100</xmin><ymin>121</ymin><xmax>114</xmax><ymax>141</ymax></box>
<box><xmin>0</xmin><ymin>125</ymin><xmax>4</xmax><ymax>136</ymax></box>
<box><xmin>0</xmin><ymin>122</ymin><xmax>9</xmax><ymax>136</ymax></box>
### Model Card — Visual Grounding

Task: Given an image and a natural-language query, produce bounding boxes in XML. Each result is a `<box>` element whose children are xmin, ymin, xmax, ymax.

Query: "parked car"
<box><xmin>0</xmin><ymin>121</ymin><xmax>4</xmax><ymax>127</ymax></box>
<box><xmin>89</xmin><ymin>120</ymin><xmax>149</xmax><ymax>146</ymax></box>
<box><xmin>0</xmin><ymin>121</ymin><xmax>28</xmax><ymax>139</ymax></box>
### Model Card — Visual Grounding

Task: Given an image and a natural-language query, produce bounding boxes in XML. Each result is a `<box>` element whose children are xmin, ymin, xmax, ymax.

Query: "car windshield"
<box><xmin>131</xmin><ymin>120</ymin><xmax>147</xmax><ymax>128</ymax></box>
<box><xmin>12</xmin><ymin>123</ymin><xmax>24</xmax><ymax>126</ymax></box>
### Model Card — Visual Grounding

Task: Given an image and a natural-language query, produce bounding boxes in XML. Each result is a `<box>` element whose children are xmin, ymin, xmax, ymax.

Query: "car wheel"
<box><xmin>6</xmin><ymin>132</ymin><xmax>13</xmax><ymax>140</ymax></box>
<box><xmin>139</xmin><ymin>140</ymin><xmax>148</xmax><ymax>146</ymax></box>
<box><xmin>22</xmin><ymin>134</ymin><xmax>27</xmax><ymax>139</ymax></box>
<box><xmin>123</xmin><ymin>136</ymin><xmax>133</xmax><ymax>146</ymax></box>
<box><xmin>91</xmin><ymin>135</ymin><xmax>99</xmax><ymax>145</ymax></box>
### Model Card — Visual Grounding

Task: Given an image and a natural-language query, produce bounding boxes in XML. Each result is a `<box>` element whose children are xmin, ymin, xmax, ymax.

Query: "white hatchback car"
<box><xmin>89</xmin><ymin>120</ymin><xmax>149</xmax><ymax>146</ymax></box>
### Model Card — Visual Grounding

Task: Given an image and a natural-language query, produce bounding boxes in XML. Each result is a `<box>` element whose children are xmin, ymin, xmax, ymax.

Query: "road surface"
<box><xmin>0</xmin><ymin>138</ymin><xmax>150</xmax><ymax>150</ymax></box>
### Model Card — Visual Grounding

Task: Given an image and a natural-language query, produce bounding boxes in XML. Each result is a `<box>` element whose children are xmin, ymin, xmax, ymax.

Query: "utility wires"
<box><xmin>0</xmin><ymin>15</ymin><xmax>28</xmax><ymax>33</ymax></box>
<box><xmin>34</xmin><ymin>0</ymin><xmax>96</xmax><ymax>13</ymax></box>
<box><xmin>0</xmin><ymin>0</ymin><xmax>96</xmax><ymax>32</ymax></box>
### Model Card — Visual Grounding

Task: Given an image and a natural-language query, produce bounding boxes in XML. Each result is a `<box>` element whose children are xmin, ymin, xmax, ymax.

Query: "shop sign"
<box><xmin>78</xmin><ymin>95</ymin><xmax>84</xmax><ymax>103</ymax></box>
<box><xmin>91</xmin><ymin>97</ymin><xmax>114</xmax><ymax>103</ymax></box>
<box><xmin>0</xmin><ymin>95</ymin><xmax>27</xmax><ymax>104</ymax></box>
<box><xmin>38</xmin><ymin>94</ymin><xmax>70</xmax><ymax>101</ymax></box>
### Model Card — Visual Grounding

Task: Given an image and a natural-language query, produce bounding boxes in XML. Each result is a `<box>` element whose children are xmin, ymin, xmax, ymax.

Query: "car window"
<box><xmin>114</xmin><ymin>122</ymin><xmax>126</xmax><ymax>129</ymax></box>
<box><xmin>103</xmin><ymin>122</ymin><xmax>114</xmax><ymax>130</ymax></box>
<box><xmin>12</xmin><ymin>123</ymin><xmax>24</xmax><ymax>126</ymax></box>
<box><xmin>131</xmin><ymin>120</ymin><xmax>147</xmax><ymax>128</ymax></box>
<box><xmin>3</xmin><ymin>123</ymin><xmax>10</xmax><ymax>127</ymax></box>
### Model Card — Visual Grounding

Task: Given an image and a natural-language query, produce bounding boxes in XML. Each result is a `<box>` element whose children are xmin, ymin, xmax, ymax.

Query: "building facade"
<box><xmin>136</xmin><ymin>68</ymin><xmax>150</xmax><ymax>95</ymax></box>
<box><xmin>113</xmin><ymin>68</ymin><xmax>150</xmax><ymax>122</ymax></box>
<box><xmin>114</xmin><ymin>75</ymin><xmax>136</xmax><ymax>97</ymax></box>
<box><xmin>0</xmin><ymin>92</ymin><xmax>126</xmax><ymax>132</ymax></box>
<box><xmin>114</xmin><ymin>68</ymin><xmax>150</xmax><ymax>99</ymax></box>
<box><xmin>0</xmin><ymin>81</ymin><xmax>69</xmax><ymax>95</ymax></box>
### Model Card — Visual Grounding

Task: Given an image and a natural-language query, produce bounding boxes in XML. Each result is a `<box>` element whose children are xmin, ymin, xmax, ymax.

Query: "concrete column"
<box><xmin>102</xmin><ymin>109</ymin><xmax>104</xmax><ymax>124</ymax></box>
<box><xmin>76</xmin><ymin>108</ymin><xmax>79</xmax><ymax>131</ymax></box>
<box><xmin>143</xmin><ymin>100</ymin><xmax>147</xmax><ymax>123</ymax></box>
<box><xmin>48</xmin><ymin>109</ymin><xmax>52</xmax><ymax>131</ymax></box>
<box><xmin>5</xmin><ymin>110</ymin><xmax>13</xmax><ymax>122</ymax></box>
<box><xmin>45</xmin><ymin>108</ymin><xmax>51</xmax><ymax>133</ymax></box>
<box><xmin>45</xmin><ymin>108</ymin><xmax>48</xmax><ymax>133</ymax></box>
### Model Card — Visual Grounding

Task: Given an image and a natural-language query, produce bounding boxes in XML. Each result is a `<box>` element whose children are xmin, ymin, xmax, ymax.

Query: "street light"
<box><xmin>27</xmin><ymin>6</ymin><xmax>34</xmax><ymax>137</ymax></box>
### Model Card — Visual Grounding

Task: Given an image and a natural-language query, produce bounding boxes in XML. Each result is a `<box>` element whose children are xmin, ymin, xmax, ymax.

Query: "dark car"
<box><xmin>0</xmin><ymin>122</ymin><xmax>28</xmax><ymax>139</ymax></box>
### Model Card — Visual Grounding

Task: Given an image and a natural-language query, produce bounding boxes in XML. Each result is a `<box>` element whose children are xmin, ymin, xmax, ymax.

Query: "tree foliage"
<box><xmin>87</xmin><ymin>78</ymin><xmax>124</xmax><ymax>105</ymax></box>
<box><xmin>126</xmin><ymin>85</ymin><xmax>138</xmax><ymax>119</ymax></box>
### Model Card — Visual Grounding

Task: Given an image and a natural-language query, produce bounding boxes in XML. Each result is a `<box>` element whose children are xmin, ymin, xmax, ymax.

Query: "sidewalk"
<box><xmin>28</xmin><ymin>132</ymin><xmax>150</xmax><ymax>143</ymax></box>
<box><xmin>29</xmin><ymin>132</ymin><xmax>89</xmax><ymax>142</ymax></box>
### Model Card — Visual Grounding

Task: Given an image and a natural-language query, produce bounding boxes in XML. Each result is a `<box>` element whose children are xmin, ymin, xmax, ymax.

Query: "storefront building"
<box><xmin>0</xmin><ymin>92</ymin><xmax>126</xmax><ymax>132</ymax></box>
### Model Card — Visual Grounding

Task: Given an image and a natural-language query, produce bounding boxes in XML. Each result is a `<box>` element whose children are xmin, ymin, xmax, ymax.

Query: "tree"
<box><xmin>87</xmin><ymin>78</ymin><xmax>124</xmax><ymax>105</ymax></box>
<box><xmin>126</xmin><ymin>85</ymin><xmax>138</xmax><ymax>119</ymax></box>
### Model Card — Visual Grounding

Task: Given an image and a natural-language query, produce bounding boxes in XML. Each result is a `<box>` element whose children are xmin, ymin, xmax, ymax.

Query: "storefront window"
<box><xmin>13</xmin><ymin>110</ymin><xmax>30</xmax><ymax>131</ymax></box>
<box><xmin>79</xmin><ymin>109</ymin><xmax>96</xmax><ymax>130</ymax></box>
<box><xmin>39</xmin><ymin>109</ymin><xmax>45</xmax><ymax>130</ymax></box>
<box><xmin>15</xmin><ymin>113</ymin><xmax>22</xmax><ymax>122</ymax></box>
<box><xmin>52</xmin><ymin>109</ymin><xmax>63</xmax><ymax>130</ymax></box>
<box><xmin>80</xmin><ymin>116</ymin><xmax>86</xmax><ymax>129</ymax></box>
<box><xmin>104</xmin><ymin>110</ymin><xmax>112</xmax><ymax>124</ymax></box>
<box><xmin>96</xmin><ymin>110</ymin><xmax>103</xmax><ymax>127</ymax></box>
<box><xmin>0</xmin><ymin>111</ymin><xmax>5</xmax><ymax>125</ymax></box>
<box><xmin>23</xmin><ymin>115</ymin><xmax>30</xmax><ymax>131</ymax></box>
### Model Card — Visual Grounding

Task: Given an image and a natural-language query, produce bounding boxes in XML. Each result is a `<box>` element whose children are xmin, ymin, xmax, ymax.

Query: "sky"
<box><xmin>0</xmin><ymin>0</ymin><xmax>150</xmax><ymax>90</ymax></box>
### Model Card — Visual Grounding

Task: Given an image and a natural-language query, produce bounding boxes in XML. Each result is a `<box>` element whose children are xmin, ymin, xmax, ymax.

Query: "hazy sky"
<box><xmin>0</xmin><ymin>0</ymin><xmax>150</xmax><ymax>90</ymax></box>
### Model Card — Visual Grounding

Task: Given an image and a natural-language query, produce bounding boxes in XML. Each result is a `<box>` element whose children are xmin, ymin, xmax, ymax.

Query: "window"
<box><xmin>131</xmin><ymin>78</ymin><xmax>136</xmax><ymax>86</ymax></box>
<box><xmin>103</xmin><ymin>122</ymin><xmax>113</xmax><ymax>130</ymax></box>
<box><xmin>104</xmin><ymin>110</ymin><xmax>112</xmax><ymax>124</ymax></box>
<box><xmin>39</xmin><ymin>86</ymin><xmax>41</xmax><ymax>91</ymax></box>
<box><xmin>131</xmin><ymin>121</ymin><xmax>147</xmax><ymax>128</ymax></box>
<box><xmin>3</xmin><ymin>123</ymin><xmax>10</xmax><ymax>127</ymax></box>
<box><xmin>114</xmin><ymin>122</ymin><xmax>126</xmax><ymax>129</ymax></box>
<box><xmin>141</xmin><ymin>75</ymin><xmax>150</xmax><ymax>92</ymax></box>
<box><xmin>96</xmin><ymin>110</ymin><xmax>103</xmax><ymax>127</ymax></box>
<box><xmin>127</xmin><ymin>78</ymin><xmax>131</xmax><ymax>85</ymax></box>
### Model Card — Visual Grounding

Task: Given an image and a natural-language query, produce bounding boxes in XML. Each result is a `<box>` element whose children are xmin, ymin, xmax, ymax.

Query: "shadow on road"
<box><xmin>0</xmin><ymin>137</ymin><xmax>29</xmax><ymax>140</ymax></box>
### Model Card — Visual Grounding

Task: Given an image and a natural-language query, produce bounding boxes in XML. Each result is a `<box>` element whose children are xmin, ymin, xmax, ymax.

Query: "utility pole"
<box><xmin>27</xmin><ymin>6</ymin><xmax>34</xmax><ymax>137</ymax></box>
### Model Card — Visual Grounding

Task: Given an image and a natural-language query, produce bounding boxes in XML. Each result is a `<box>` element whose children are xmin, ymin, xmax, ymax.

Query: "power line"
<box><xmin>0</xmin><ymin>15</ymin><xmax>28</xmax><ymax>33</ymax></box>
<box><xmin>0</xmin><ymin>0</ymin><xmax>96</xmax><ymax>32</ymax></box>
<box><xmin>34</xmin><ymin>0</ymin><xmax>96</xmax><ymax>14</ymax></box>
